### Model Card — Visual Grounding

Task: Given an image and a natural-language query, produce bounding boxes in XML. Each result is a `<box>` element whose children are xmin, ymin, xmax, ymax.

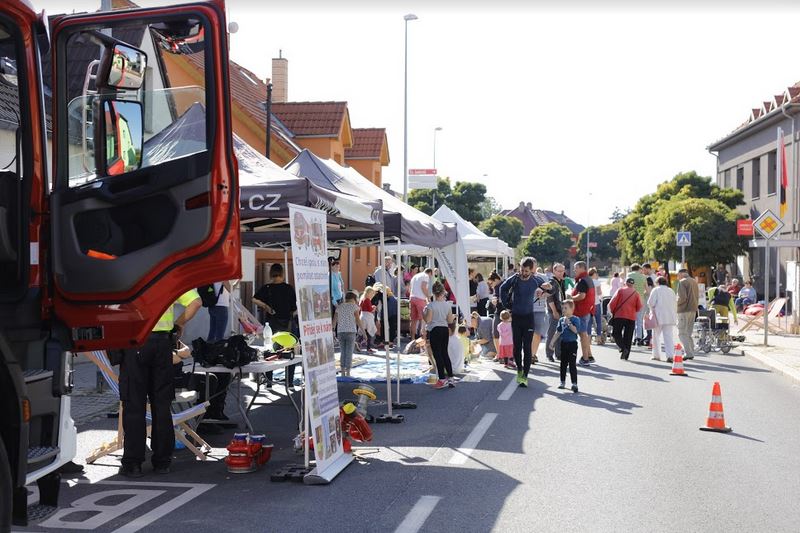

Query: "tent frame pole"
<box><xmin>375</xmin><ymin>232</ymin><xmax>404</xmax><ymax>423</ymax></box>
<box><xmin>393</xmin><ymin>240</ymin><xmax>416</xmax><ymax>410</ymax></box>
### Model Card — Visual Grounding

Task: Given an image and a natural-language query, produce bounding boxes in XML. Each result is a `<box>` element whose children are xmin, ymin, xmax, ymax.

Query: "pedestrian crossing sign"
<box><xmin>676</xmin><ymin>231</ymin><xmax>691</xmax><ymax>247</ymax></box>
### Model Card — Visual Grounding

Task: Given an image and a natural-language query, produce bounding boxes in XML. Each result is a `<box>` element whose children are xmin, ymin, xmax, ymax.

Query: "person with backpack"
<box><xmin>498</xmin><ymin>256</ymin><xmax>551</xmax><ymax>387</ymax></box>
<box><xmin>196</xmin><ymin>280</ymin><xmax>233</xmax><ymax>422</ymax></box>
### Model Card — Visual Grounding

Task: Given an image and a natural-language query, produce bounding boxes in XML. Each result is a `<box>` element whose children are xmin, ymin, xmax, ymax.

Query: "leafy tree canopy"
<box><xmin>407</xmin><ymin>177</ymin><xmax>500</xmax><ymax>225</ymax></box>
<box><xmin>479</xmin><ymin>215</ymin><xmax>525</xmax><ymax>248</ymax></box>
<box><xmin>576</xmin><ymin>223</ymin><xmax>620</xmax><ymax>263</ymax></box>
<box><xmin>519</xmin><ymin>223</ymin><xmax>574</xmax><ymax>265</ymax></box>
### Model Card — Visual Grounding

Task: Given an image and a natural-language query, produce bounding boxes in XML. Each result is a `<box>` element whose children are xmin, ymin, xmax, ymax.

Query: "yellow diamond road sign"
<box><xmin>754</xmin><ymin>209</ymin><xmax>784</xmax><ymax>240</ymax></box>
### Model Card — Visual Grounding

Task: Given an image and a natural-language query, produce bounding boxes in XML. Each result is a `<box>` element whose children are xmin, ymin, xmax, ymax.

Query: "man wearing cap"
<box><xmin>676</xmin><ymin>269</ymin><xmax>699</xmax><ymax>360</ymax></box>
<box><xmin>119</xmin><ymin>290</ymin><xmax>202</xmax><ymax>477</ymax></box>
<box><xmin>608</xmin><ymin>277</ymin><xmax>643</xmax><ymax>359</ymax></box>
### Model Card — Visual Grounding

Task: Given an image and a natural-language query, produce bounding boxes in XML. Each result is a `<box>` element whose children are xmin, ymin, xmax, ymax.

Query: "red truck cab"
<box><xmin>0</xmin><ymin>0</ymin><xmax>240</xmax><ymax>527</ymax></box>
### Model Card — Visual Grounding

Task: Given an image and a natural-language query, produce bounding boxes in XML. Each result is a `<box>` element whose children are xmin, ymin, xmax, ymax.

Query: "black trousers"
<box><xmin>512</xmin><ymin>314</ymin><xmax>535</xmax><ymax>376</ymax></box>
<box><xmin>119</xmin><ymin>333</ymin><xmax>174</xmax><ymax>468</ymax></box>
<box><xmin>266</xmin><ymin>316</ymin><xmax>295</xmax><ymax>385</ymax></box>
<box><xmin>612</xmin><ymin>318</ymin><xmax>636</xmax><ymax>357</ymax></box>
<box><xmin>429</xmin><ymin>326</ymin><xmax>453</xmax><ymax>379</ymax></box>
<box><xmin>560</xmin><ymin>341</ymin><xmax>578</xmax><ymax>383</ymax></box>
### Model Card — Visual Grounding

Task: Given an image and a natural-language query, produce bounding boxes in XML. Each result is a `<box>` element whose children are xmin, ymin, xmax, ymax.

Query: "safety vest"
<box><xmin>153</xmin><ymin>290</ymin><xmax>200</xmax><ymax>331</ymax></box>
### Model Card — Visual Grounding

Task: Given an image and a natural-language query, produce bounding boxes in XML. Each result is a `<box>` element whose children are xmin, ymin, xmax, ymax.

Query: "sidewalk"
<box><xmin>71</xmin><ymin>357</ymin><xmax>119</xmax><ymax>425</ymax></box>
<box><xmin>738</xmin><ymin>330</ymin><xmax>800</xmax><ymax>385</ymax></box>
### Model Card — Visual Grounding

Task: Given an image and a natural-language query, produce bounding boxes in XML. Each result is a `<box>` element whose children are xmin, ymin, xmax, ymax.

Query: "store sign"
<box><xmin>408</xmin><ymin>168</ymin><xmax>437</xmax><ymax>190</ymax></box>
<box><xmin>737</xmin><ymin>219</ymin><xmax>754</xmax><ymax>236</ymax></box>
<box><xmin>289</xmin><ymin>204</ymin><xmax>351</xmax><ymax>483</ymax></box>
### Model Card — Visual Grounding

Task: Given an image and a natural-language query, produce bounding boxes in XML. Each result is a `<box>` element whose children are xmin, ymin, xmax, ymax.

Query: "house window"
<box><xmin>767</xmin><ymin>150</ymin><xmax>777</xmax><ymax>195</ymax></box>
<box><xmin>736</xmin><ymin>167</ymin><xmax>744</xmax><ymax>191</ymax></box>
<box><xmin>724</xmin><ymin>169</ymin><xmax>731</xmax><ymax>189</ymax></box>
<box><xmin>752</xmin><ymin>158</ymin><xmax>761</xmax><ymax>200</ymax></box>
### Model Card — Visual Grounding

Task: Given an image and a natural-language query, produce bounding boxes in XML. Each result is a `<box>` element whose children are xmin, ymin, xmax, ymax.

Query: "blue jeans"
<box><xmin>338</xmin><ymin>332</ymin><xmax>356</xmax><ymax>373</ymax></box>
<box><xmin>207</xmin><ymin>305</ymin><xmax>229</xmax><ymax>342</ymax></box>
<box><xmin>635</xmin><ymin>305</ymin><xmax>646</xmax><ymax>339</ymax></box>
<box><xmin>593</xmin><ymin>304</ymin><xmax>603</xmax><ymax>335</ymax></box>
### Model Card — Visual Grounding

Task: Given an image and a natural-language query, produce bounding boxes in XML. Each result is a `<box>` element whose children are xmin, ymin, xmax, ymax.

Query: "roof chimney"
<box><xmin>271</xmin><ymin>51</ymin><xmax>288</xmax><ymax>104</ymax></box>
<box><xmin>526</xmin><ymin>202</ymin><xmax>532</xmax><ymax>210</ymax></box>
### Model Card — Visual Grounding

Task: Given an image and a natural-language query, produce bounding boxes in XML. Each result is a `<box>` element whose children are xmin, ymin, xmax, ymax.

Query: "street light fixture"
<box><xmin>402</xmin><ymin>13</ymin><xmax>418</xmax><ymax>203</ymax></box>
<box><xmin>433</xmin><ymin>126</ymin><xmax>442</xmax><ymax>168</ymax></box>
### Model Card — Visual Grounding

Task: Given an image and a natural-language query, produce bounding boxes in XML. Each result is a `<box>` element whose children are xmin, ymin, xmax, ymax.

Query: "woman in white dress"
<box><xmin>647</xmin><ymin>276</ymin><xmax>678</xmax><ymax>361</ymax></box>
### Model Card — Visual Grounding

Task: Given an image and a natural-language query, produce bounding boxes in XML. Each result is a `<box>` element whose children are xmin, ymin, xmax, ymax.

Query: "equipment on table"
<box><xmin>340</xmin><ymin>402</ymin><xmax>373</xmax><ymax>453</ymax></box>
<box><xmin>224</xmin><ymin>433</ymin><xmax>274</xmax><ymax>473</ymax></box>
<box><xmin>191</xmin><ymin>335</ymin><xmax>258</xmax><ymax>368</ymax></box>
<box><xmin>263</xmin><ymin>322</ymin><xmax>273</xmax><ymax>347</ymax></box>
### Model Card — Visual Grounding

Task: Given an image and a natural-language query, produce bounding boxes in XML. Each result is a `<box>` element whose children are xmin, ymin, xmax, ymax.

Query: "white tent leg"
<box><xmin>396</xmin><ymin>241</ymin><xmax>402</xmax><ymax>404</ymax></box>
<box><xmin>284</xmin><ymin>248</ymin><xmax>289</xmax><ymax>278</ymax></box>
<box><xmin>379</xmin><ymin>232</ymin><xmax>393</xmax><ymax>417</ymax></box>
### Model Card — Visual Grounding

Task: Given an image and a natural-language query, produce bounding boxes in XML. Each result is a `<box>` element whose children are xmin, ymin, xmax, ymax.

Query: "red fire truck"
<box><xmin>0</xmin><ymin>1</ymin><xmax>240</xmax><ymax>527</ymax></box>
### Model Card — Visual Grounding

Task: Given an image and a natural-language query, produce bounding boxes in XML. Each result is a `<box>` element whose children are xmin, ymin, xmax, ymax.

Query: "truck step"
<box><xmin>26</xmin><ymin>503</ymin><xmax>59</xmax><ymax>523</ymax></box>
<box><xmin>27</xmin><ymin>446</ymin><xmax>59</xmax><ymax>466</ymax></box>
<box><xmin>23</xmin><ymin>368</ymin><xmax>53</xmax><ymax>383</ymax></box>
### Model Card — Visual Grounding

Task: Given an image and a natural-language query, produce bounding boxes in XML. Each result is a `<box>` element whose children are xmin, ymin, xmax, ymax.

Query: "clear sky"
<box><xmin>40</xmin><ymin>0</ymin><xmax>800</xmax><ymax>226</ymax></box>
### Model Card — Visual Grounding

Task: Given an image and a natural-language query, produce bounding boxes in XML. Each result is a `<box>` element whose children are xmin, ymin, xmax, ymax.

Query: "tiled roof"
<box><xmin>710</xmin><ymin>81</ymin><xmax>800</xmax><ymax>147</ymax></box>
<box><xmin>345</xmin><ymin>128</ymin><xmax>387</xmax><ymax>160</ymax></box>
<box><xmin>500</xmin><ymin>202</ymin><xmax>584</xmax><ymax>236</ymax></box>
<box><xmin>271</xmin><ymin>102</ymin><xmax>348</xmax><ymax>137</ymax></box>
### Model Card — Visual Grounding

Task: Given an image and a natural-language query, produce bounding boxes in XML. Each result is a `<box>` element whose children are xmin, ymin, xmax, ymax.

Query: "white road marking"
<box><xmin>497</xmin><ymin>375</ymin><xmax>518</xmax><ymax>401</ymax></box>
<box><xmin>394</xmin><ymin>495</ymin><xmax>442</xmax><ymax>533</ymax></box>
<box><xmin>448</xmin><ymin>413</ymin><xmax>498</xmax><ymax>465</ymax></box>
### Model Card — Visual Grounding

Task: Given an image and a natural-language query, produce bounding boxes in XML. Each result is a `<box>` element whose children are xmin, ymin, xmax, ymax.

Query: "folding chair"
<box><xmin>737</xmin><ymin>297</ymin><xmax>787</xmax><ymax>334</ymax></box>
<box><xmin>84</xmin><ymin>351</ymin><xmax>212</xmax><ymax>464</ymax></box>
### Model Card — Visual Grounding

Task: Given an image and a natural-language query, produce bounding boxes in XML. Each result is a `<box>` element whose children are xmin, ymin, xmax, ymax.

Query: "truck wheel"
<box><xmin>0</xmin><ymin>437</ymin><xmax>12</xmax><ymax>531</ymax></box>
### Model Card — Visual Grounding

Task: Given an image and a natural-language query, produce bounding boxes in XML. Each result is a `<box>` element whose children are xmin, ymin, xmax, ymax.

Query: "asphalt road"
<box><xmin>16</xmin><ymin>342</ymin><xmax>800</xmax><ymax>533</ymax></box>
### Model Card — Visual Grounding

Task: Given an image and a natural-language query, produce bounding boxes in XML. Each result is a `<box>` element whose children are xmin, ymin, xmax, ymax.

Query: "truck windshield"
<box><xmin>61</xmin><ymin>17</ymin><xmax>211</xmax><ymax>187</ymax></box>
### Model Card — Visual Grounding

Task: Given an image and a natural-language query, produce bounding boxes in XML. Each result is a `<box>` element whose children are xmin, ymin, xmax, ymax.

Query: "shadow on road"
<box><xmin>543</xmin><ymin>389</ymin><xmax>642</xmax><ymax>414</ymax></box>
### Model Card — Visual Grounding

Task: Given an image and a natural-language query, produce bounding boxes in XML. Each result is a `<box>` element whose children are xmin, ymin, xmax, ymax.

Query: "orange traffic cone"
<box><xmin>670</xmin><ymin>344</ymin><xmax>687</xmax><ymax>376</ymax></box>
<box><xmin>699</xmin><ymin>382</ymin><xmax>732</xmax><ymax>433</ymax></box>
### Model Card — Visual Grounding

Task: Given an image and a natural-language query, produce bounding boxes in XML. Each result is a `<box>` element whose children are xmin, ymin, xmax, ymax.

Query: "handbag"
<box><xmin>644</xmin><ymin>310</ymin><xmax>658</xmax><ymax>330</ymax></box>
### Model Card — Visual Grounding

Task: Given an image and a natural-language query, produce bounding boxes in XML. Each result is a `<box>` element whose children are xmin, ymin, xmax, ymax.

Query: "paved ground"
<box><xmin>16</xmin><ymin>339</ymin><xmax>800</xmax><ymax>533</ymax></box>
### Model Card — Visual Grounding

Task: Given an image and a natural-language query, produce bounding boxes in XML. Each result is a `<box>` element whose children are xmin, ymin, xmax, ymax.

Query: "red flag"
<box><xmin>780</xmin><ymin>133</ymin><xmax>789</xmax><ymax>219</ymax></box>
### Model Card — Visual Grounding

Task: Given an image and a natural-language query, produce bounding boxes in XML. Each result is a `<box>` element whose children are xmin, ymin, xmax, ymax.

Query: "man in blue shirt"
<box><xmin>499</xmin><ymin>256</ymin><xmax>551</xmax><ymax>387</ymax></box>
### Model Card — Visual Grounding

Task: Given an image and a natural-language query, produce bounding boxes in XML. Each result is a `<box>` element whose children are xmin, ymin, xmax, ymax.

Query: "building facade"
<box><xmin>707</xmin><ymin>84</ymin><xmax>800</xmax><ymax>302</ymax></box>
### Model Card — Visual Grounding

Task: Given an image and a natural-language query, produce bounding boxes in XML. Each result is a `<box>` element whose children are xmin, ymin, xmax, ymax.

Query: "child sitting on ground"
<box><xmin>549</xmin><ymin>299</ymin><xmax>581</xmax><ymax>393</ymax></box>
<box><xmin>447</xmin><ymin>322</ymin><xmax>465</xmax><ymax>375</ymax></box>
<box><xmin>333</xmin><ymin>291</ymin><xmax>362</xmax><ymax>377</ymax></box>
<box><xmin>497</xmin><ymin>310</ymin><xmax>515</xmax><ymax>369</ymax></box>
<box><xmin>457</xmin><ymin>325</ymin><xmax>471</xmax><ymax>365</ymax></box>
<box><xmin>359</xmin><ymin>287</ymin><xmax>377</xmax><ymax>353</ymax></box>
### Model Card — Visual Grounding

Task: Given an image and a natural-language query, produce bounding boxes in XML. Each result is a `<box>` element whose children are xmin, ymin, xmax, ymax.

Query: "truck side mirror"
<box><xmin>100</xmin><ymin>44</ymin><xmax>146</xmax><ymax>90</ymax></box>
<box><xmin>100</xmin><ymin>99</ymin><xmax>143</xmax><ymax>176</ymax></box>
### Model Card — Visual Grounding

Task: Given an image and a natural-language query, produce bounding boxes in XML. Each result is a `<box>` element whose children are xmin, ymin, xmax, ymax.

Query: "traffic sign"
<box><xmin>408</xmin><ymin>168</ymin><xmax>437</xmax><ymax>190</ymax></box>
<box><xmin>737</xmin><ymin>219</ymin><xmax>754</xmax><ymax>236</ymax></box>
<box><xmin>588</xmin><ymin>242</ymin><xmax>598</xmax><ymax>248</ymax></box>
<box><xmin>676</xmin><ymin>231</ymin><xmax>691</xmax><ymax>247</ymax></box>
<box><xmin>754</xmin><ymin>209</ymin><xmax>784</xmax><ymax>240</ymax></box>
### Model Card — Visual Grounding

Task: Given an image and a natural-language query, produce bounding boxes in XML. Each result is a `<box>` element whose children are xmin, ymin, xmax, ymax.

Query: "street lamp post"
<box><xmin>433</xmin><ymin>126</ymin><xmax>442</xmax><ymax>168</ymax></box>
<box><xmin>402</xmin><ymin>13</ymin><xmax>418</xmax><ymax>204</ymax></box>
<box><xmin>586</xmin><ymin>192</ymin><xmax>592</xmax><ymax>268</ymax></box>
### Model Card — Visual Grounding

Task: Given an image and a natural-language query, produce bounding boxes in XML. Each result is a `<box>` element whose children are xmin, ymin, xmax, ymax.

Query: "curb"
<box><xmin>741</xmin><ymin>346</ymin><xmax>800</xmax><ymax>386</ymax></box>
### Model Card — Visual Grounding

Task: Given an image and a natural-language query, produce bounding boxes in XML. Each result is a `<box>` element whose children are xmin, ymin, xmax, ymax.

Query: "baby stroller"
<box><xmin>694</xmin><ymin>308</ymin><xmax>744</xmax><ymax>354</ymax></box>
<box><xmin>592</xmin><ymin>296</ymin><xmax>612</xmax><ymax>345</ymax></box>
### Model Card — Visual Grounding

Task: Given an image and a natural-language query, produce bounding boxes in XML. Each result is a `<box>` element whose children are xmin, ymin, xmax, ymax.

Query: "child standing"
<box><xmin>550</xmin><ymin>299</ymin><xmax>581</xmax><ymax>393</ymax></box>
<box><xmin>497</xmin><ymin>310</ymin><xmax>515</xmax><ymax>369</ymax></box>
<box><xmin>333</xmin><ymin>291</ymin><xmax>362</xmax><ymax>377</ymax></box>
<box><xmin>359</xmin><ymin>287</ymin><xmax>377</xmax><ymax>353</ymax></box>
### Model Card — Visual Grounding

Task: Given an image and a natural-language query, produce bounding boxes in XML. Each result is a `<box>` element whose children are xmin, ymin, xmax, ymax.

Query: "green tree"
<box><xmin>479</xmin><ymin>215</ymin><xmax>525</xmax><ymax>247</ymax></box>
<box><xmin>519</xmin><ymin>223</ymin><xmax>574</xmax><ymax>265</ymax></box>
<box><xmin>576</xmin><ymin>223</ymin><xmax>620</xmax><ymax>263</ymax></box>
<box><xmin>610</xmin><ymin>207</ymin><xmax>630</xmax><ymax>223</ymax></box>
<box><xmin>449</xmin><ymin>181</ymin><xmax>489</xmax><ymax>225</ymax></box>
<box><xmin>617</xmin><ymin>170</ymin><xmax>745</xmax><ymax>264</ymax></box>
<box><xmin>643</xmin><ymin>197</ymin><xmax>748</xmax><ymax>269</ymax></box>
<box><xmin>407</xmin><ymin>178</ymin><xmax>452</xmax><ymax>215</ymax></box>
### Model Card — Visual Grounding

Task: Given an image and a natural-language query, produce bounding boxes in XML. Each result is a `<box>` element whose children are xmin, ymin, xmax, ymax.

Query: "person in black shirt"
<box><xmin>253</xmin><ymin>264</ymin><xmax>298</xmax><ymax>386</ymax></box>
